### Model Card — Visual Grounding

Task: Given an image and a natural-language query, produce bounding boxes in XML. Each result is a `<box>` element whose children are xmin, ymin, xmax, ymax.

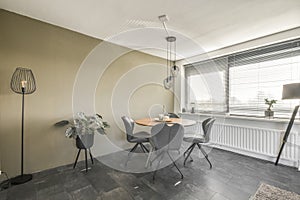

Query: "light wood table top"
<box><xmin>135</xmin><ymin>118</ymin><xmax>196</xmax><ymax>127</ymax></box>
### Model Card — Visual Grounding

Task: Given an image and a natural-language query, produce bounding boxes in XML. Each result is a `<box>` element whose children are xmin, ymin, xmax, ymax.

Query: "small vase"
<box><xmin>191</xmin><ymin>107</ymin><xmax>195</xmax><ymax>113</ymax></box>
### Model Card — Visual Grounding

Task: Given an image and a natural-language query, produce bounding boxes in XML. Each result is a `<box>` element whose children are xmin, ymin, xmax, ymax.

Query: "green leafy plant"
<box><xmin>264</xmin><ymin>98</ymin><xmax>277</xmax><ymax>111</ymax></box>
<box><xmin>56</xmin><ymin>112</ymin><xmax>110</xmax><ymax>139</ymax></box>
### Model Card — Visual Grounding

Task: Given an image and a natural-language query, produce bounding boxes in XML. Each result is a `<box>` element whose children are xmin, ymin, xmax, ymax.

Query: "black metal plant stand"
<box><xmin>73</xmin><ymin>136</ymin><xmax>94</xmax><ymax>173</ymax></box>
<box><xmin>11</xmin><ymin>88</ymin><xmax>32</xmax><ymax>184</ymax></box>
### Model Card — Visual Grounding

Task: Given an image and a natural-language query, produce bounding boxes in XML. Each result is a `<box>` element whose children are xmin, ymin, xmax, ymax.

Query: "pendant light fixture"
<box><xmin>159</xmin><ymin>15</ymin><xmax>180</xmax><ymax>90</ymax></box>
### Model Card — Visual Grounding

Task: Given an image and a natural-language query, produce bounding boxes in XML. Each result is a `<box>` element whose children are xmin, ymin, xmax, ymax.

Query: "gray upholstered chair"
<box><xmin>149</xmin><ymin>123</ymin><xmax>184</xmax><ymax>180</ymax></box>
<box><xmin>183</xmin><ymin>118</ymin><xmax>215</xmax><ymax>168</ymax></box>
<box><xmin>121</xmin><ymin>116</ymin><xmax>150</xmax><ymax>164</ymax></box>
<box><xmin>168</xmin><ymin>112</ymin><xmax>180</xmax><ymax>118</ymax></box>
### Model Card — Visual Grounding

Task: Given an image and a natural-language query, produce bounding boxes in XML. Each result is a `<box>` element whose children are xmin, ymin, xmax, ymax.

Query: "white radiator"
<box><xmin>184</xmin><ymin>121</ymin><xmax>300</xmax><ymax>167</ymax></box>
<box><xmin>210</xmin><ymin>123</ymin><xmax>299</xmax><ymax>163</ymax></box>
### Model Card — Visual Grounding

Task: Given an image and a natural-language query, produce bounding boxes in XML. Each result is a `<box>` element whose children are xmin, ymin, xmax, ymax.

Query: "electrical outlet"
<box><xmin>0</xmin><ymin>170</ymin><xmax>2</xmax><ymax>175</ymax></box>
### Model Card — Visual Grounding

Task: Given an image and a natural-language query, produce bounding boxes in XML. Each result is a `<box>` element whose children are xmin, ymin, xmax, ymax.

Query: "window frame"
<box><xmin>184</xmin><ymin>38</ymin><xmax>300</xmax><ymax>117</ymax></box>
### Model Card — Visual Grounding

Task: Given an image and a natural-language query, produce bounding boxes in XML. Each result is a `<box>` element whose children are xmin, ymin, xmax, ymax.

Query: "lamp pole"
<box><xmin>21</xmin><ymin>87</ymin><xmax>25</xmax><ymax>175</ymax></box>
<box><xmin>276</xmin><ymin>83</ymin><xmax>300</xmax><ymax>166</ymax></box>
<box><xmin>275</xmin><ymin>105</ymin><xmax>299</xmax><ymax>165</ymax></box>
<box><xmin>10</xmin><ymin>79</ymin><xmax>33</xmax><ymax>184</ymax></box>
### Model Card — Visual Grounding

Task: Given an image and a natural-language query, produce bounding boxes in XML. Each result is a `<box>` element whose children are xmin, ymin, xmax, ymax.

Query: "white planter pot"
<box><xmin>265</xmin><ymin>110</ymin><xmax>274</xmax><ymax>118</ymax></box>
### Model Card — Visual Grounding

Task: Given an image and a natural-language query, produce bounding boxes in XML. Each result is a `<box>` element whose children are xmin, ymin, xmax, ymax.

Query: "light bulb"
<box><xmin>171</xmin><ymin>65</ymin><xmax>179</xmax><ymax>77</ymax></box>
<box><xmin>163</xmin><ymin>76</ymin><xmax>173</xmax><ymax>90</ymax></box>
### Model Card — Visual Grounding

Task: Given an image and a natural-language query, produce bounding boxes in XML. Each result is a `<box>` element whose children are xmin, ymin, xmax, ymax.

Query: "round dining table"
<box><xmin>135</xmin><ymin>118</ymin><xmax>196</xmax><ymax>127</ymax></box>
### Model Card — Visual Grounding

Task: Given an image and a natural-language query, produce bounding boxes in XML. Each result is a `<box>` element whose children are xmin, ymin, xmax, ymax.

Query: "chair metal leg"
<box><xmin>140</xmin><ymin>143</ymin><xmax>149</xmax><ymax>152</ymax></box>
<box><xmin>167</xmin><ymin>152</ymin><xmax>183</xmax><ymax>179</ymax></box>
<box><xmin>184</xmin><ymin>144</ymin><xmax>194</xmax><ymax>157</ymax></box>
<box><xmin>150</xmin><ymin>150</ymin><xmax>164</xmax><ymax>166</ymax></box>
<box><xmin>125</xmin><ymin>143</ymin><xmax>139</xmax><ymax>166</ymax></box>
<box><xmin>89</xmin><ymin>149</ymin><xmax>94</xmax><ymax>164</ymax></box>
<box><xmin>184</xmin><ymin>144</ymin><xmax>194</xmax><ymax>162</ymax></box>
<box><xmin>145</xmin><ymin>147</ymin><xmax>154</xmax><ymax>168</ymax></box>
<box><xmin>139</xmin><ymin>143</ymin><xmax>146</xmax><ymax>153</ymax></box>
<box><xmin>85</xmin><ymin>149</ymin><xmax>88</xmax><ymax>172</ymax></box>
<box><xmin>129</xmin><ymin>143</ymin><xmax>139</xmax><ymax>153</ymax></box>
<box><xmin>73</xmin><ymin>149</ymin><xmax>81</xmax><ymax>169</ymax></box>
<box><xmin>197</xmin><ymin>143</ymin><xmax>212</xmax><ymax>169</ymax></box>
<box><xmin>184</xmin><ymin>143</ymin><xmax>196</xmax><ymax>166</ymax></box>
<box><xmin>153</xmin><ymin>151</ymin><xmax>165</xmax><ymax>181</ymax></box>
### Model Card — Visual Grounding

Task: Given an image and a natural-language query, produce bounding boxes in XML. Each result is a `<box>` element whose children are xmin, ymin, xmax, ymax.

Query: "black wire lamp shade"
<box><xmin>11</xmin><ymin>67</ymin><xmax>36</xmax><ymax>94</ymax></box>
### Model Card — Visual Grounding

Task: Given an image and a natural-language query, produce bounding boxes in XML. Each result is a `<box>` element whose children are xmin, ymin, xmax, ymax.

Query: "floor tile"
<box><xmin>100</xmin><ymin>187</ymin><xmax>134</xmax><ymax>200</ymax></box>
<box><xmin>0</xmin><ymin>148</ymin><xmax>299</xmax><ymax>200</ymax></box>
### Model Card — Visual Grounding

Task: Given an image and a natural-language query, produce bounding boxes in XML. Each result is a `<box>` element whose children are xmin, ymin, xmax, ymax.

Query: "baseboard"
<box><xmin>207</xmin><ymin>143</ymin><xmax>299</xmax><ymax>168</ymax></box>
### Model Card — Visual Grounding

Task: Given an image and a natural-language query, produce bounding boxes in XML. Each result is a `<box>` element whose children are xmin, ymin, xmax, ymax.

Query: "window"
<box><xmin>185</xmin><ymin>58</ymin><xmax>227</xmax><ymax>112</ymax></box>
<box><xmin>184</xmin><ymin>38</ymin><xmax>300</xmax><ymax>117</ymax></box>
<box><xmin>230</xmin><ymin>55</ymin><xmax>300</xmax><ymax>117</ymax></box>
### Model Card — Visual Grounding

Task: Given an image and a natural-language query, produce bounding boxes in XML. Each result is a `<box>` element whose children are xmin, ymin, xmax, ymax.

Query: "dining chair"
<box><xmin>149</xmin><ymin>123</ymin><xmax>184</xmax><ymax>180</ymax></box>
<box><xmin>168</xmin><ymin>112</ymin><xmax>180</xmax><ymax>118</ymax></box>
<box><xmin>121</xmin><ymin>116</ymin><xmax>150</xmax><ymax>165</ymax></box>
<box><xmin>183</xmin><ymin>118</ymin><xmax>215</xmax><ymax>168</ymax></box>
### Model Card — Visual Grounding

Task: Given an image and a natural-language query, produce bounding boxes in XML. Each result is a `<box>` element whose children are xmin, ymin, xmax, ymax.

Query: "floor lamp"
<box><xmin>275</xmin><ymin>83</ymin><xmax>300</xmax><ymax>166</ymax></box>
<box><xmin>10</xmin><ymin>67</ymin><xmax>36</xmax><ymax>184</ymax></box>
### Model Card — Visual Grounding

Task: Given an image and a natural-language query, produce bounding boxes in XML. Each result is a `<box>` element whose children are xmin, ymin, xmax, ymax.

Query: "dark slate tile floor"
<box><xmin>0</xmin><ymin>148</ymin><xmax>299</xmax><ymax>200</ymax></box>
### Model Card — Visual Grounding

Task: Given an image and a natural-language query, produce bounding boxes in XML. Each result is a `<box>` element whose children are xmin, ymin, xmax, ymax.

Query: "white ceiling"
<box><xmin>1</xmin><ymin>0</ymin><xmax>300</xmax><ymax>60</ymax></box>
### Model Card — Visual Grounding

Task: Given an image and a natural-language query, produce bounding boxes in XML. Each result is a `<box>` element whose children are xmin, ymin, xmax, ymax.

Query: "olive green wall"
<box><xmin>0</xmin><ymin>9</ymin><xmax>173</xmax><ymax>178</ymax></box>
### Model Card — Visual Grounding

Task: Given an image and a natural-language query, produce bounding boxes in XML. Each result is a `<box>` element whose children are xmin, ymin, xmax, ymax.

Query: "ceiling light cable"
<box><xmin>158</xmin><ymin>15</ymin><xmax>170</xmax><ymax>36</ymax></box>
<box><xmin>159</xmin><ymin>14</ymin><xmax>179</xmax><ymax>90</ymax></box>
<box><xmin>162</xmin><ymin>21</ymin><xmax>170</xmax><ymax>36</ymax></box>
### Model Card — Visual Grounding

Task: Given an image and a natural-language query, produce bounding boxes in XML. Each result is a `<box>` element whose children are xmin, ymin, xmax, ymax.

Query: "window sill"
<box><xmin>180</xmin><ymin>112</ymin><xmax>300</xmax><ymax>125</ymax></box>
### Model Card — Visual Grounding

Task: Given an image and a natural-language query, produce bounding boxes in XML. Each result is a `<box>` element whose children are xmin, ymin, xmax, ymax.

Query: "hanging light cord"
<box><xmin>162</xmin><ymin>20</ymin><xmax>170</xmax><ymax>79</ymax></box>
<box><xmin>166</xmin><ymin>36</ymin><xmax>169</xmax><ymax>77</ymax></box>
<box><xmin>159</xmin><ymin>14</ymin><xmax>178</xmax><ymax>87</ymax></box>
<box><xmin>174</xmin><ymin>39</ymin><xmax>176</xmax><ymax>63</ymax></box>
<box><xmin>160</xmin><ymin>19</ymin><xmax>176</xmax><ymax>63</ymax></box>
<box><xmin>162</xmin><ymin>21</ymin><xmax>170</xmax><ymax>37</ymax></box>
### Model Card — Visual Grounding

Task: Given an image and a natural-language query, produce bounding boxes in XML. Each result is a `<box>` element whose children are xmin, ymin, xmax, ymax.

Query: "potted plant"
<box><xmin>264</xmin><ymin>98</ymin><xmax>277</xmax><ymax>118</ymax></box>
<box><xmin>57</xmin><ymin>112</ymin><xmax>109</xmax><ymax>149</ymax></box>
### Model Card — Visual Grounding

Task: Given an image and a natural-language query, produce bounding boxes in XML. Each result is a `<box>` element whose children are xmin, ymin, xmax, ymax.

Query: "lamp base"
<box><xmin>0</xmin><ymin>180</ymin><xmax>10</xmax><ymax>191</ymax></box>
<box><xmin>10</xmin><ymin>174</ymin><xmax>32</xmax><ymax>185</ymax></box>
